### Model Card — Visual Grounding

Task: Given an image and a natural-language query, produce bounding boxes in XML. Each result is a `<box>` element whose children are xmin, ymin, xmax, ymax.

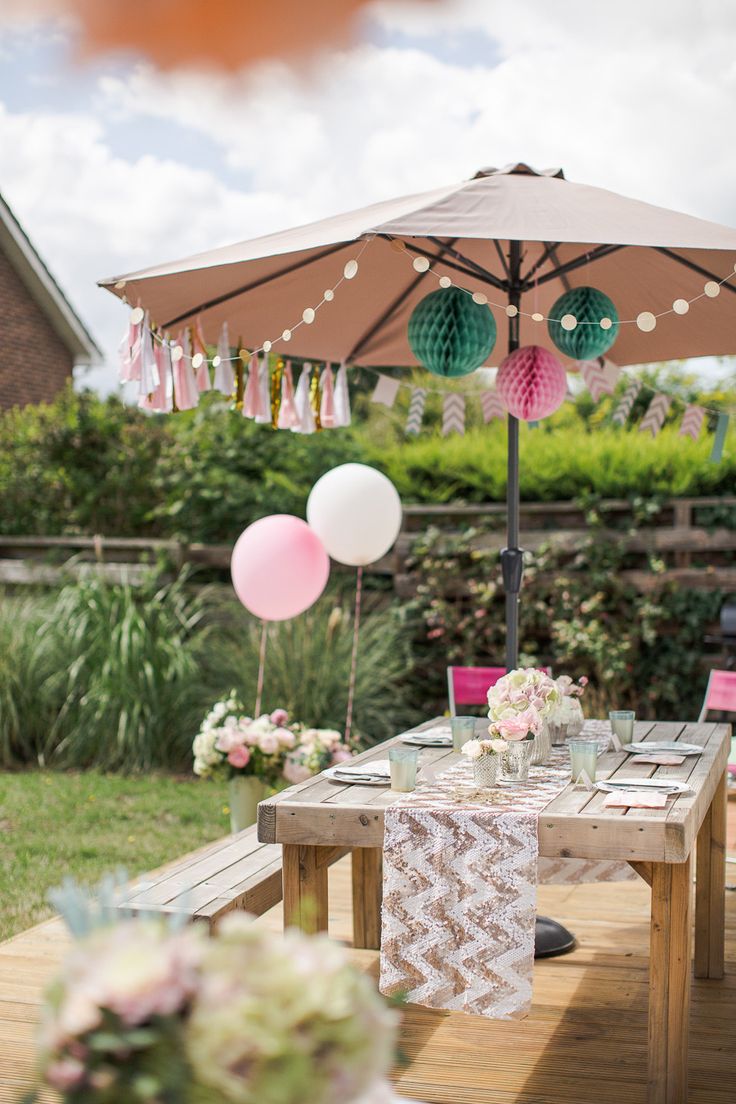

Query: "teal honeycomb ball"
<box><xmin>408</xmin><ymin>287</ymin><xmax>497</xmax><ymax>378</ymax></box>
<box><xmin>548</xmin><ymin>286</ymin><xmax>619</xmax><ymax>359</ymax></box>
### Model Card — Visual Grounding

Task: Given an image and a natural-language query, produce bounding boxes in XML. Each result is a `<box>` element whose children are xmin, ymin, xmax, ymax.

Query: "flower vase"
<box><xmin>530</xmin><ymin>722</ymin><xmax>552</xmax><ymax>766</ymax></box>
<box><xmin>501</xmin><ymin>740</ymin><xmax>534</xmax><ymax>784</ymax></box>
<box><xmin>229</xmin><ymin>775</ymin><xmax>267</xmax><ymax>833</ymax></box>
<box><xmin>472</xmin><ymin>755</ymin><xmax>499</xmax><ymax>788</ymax></box>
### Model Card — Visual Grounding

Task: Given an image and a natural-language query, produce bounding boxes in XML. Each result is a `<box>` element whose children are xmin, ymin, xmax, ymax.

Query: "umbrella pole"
<box><xmin>502</xmin><ymin>239</ymin><xmax>523</xmax><ymax>669</ymax></box>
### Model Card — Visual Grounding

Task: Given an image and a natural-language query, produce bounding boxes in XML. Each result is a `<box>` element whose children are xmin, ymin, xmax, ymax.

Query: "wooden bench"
<box><xmin>116</xmin><ymin>827</ymin><xmax>284</xmax><ymax>930</ymax></box>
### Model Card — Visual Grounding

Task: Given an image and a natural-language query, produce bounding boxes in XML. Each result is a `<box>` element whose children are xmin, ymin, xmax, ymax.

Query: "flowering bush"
<box><xmin>32</xmin><ymin>909</ymin><xmax>397</xmax><ymax>1104</ymax></box>
<box><xmin>461</xmin><ymin>738</ymin><xmax>507</xmax><ymax>760</ymax></box>
<box><xmin>487</xmin><ymin>668</ymin><xmax>560</xmax><ymax>741</ymax></box>
<box><xmin>192</xmin><ymin>695</ymin><xmax>351</xmax><ymax>787</ymax></box>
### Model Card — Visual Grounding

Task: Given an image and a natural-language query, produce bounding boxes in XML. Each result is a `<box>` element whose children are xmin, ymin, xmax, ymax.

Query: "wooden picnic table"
<box><xmin>258</xmin><ymin>719</ymin><xmax>730</xmax><ymax>1104</ymax></box>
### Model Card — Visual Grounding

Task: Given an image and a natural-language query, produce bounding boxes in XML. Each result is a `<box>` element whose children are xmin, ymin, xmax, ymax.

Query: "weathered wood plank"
<box><xmin>648</xmin><ymin>857</ymin><xmax>693</xmax><ymax>1104</ymax></box>
<box><xmin>695</xmin><ymin>772</ymin><xmax>727</xmax><ymax>980</ymax></box>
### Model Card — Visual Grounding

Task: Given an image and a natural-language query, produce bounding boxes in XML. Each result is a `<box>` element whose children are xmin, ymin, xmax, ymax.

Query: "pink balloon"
<box><xmin>496</xmin><ymin>345</ymin><xmax>568</xmax><ymax>421</ymax></box>
<box><xmin>231</xmin><ymin>515</ymin><xmax>329</xmax><ymax>621</ymax></box>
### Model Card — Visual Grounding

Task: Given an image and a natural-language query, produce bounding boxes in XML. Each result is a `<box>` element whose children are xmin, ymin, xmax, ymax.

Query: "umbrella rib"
<box><xmin>410</xmin><ymin>238</ymin><xmax>508</xmax><ymax>291</ymax></box>
<box><xmin>159</xmin><ymin>241</ymin><xmax>352</xmax><ymax>329</ymax></box>
<box><xmin>522</xmin><ymin>242</ymin><xmax>561</xmax><ymax>285</ymax></box>
<box><xmin>493</xmin><ymin>238</ymin><xmax>511</xmax><ymax>280</ymax></box>
<box><xmin>653</xmin><ymin>248</ymin><xmax>736</xmax><ymax>296</ymax></box>
<box><xmin>346</xmin><ymin>238</ymin><xmax>460</xmax><ymax>362</ymax></box>
<box><xmin>532</xmin><ymin>243</ymin><xmax>625</xmax><ymax>288</ymax></box>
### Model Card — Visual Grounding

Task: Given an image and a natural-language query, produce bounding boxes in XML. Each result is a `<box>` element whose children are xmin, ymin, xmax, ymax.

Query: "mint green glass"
<box><xmin>451</xmin><ymin>716</ymin><xmax>477</xmax><ymax>751</ymax></box>
<box><xmin>389</xmin><ymin>746</ymin><xmax>419</xmax><ymax>792</ymax></box>
<box><xmin>609</xmin><ymin>710</ymin><xmax>635</xmax><ymax>746</ymax></box>
<box><xmin>568</xmin><ymin>738</ymin><xmax>598</xmax><ymax>786</ymax></box>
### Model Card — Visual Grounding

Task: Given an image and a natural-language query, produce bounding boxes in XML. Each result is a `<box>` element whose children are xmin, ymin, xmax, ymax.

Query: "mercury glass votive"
<box><xmin>389</xmin><ymin>746</ymin><xmax>420</xmax><ymax>792</ymax></box>
<box><xmin>567</xmin><ymin>738</ymin><xmax>598</xmax><ymax>786</ymax></box>
<box><xmin>451</xmin><ymin>715</ymin><xmax>477</xmax><ymax>751</ymax></box>
<box><xmin>609</xmin><ymin>710</ymin><xmax>636</xmax><ymax>746</ymax></box>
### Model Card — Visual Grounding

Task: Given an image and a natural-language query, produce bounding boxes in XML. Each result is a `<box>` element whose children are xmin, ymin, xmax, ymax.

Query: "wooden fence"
<box><xmin>1</xmin><ymin>495</ymin><xmax>736</xmax><ymax>595</ymax></box>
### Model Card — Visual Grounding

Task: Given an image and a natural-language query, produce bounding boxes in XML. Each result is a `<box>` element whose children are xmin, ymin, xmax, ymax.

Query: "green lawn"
<box><xmin>0</xmin><ymin>770</ymin><xmax>230</xmax><ymax>941</ymax></box>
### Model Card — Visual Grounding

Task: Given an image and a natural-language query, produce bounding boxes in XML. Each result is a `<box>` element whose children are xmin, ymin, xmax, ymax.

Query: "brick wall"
<box><xmin>0</xmin><ymin>242</ymin><xmax>74</xmax><ymax>409</ymax></box>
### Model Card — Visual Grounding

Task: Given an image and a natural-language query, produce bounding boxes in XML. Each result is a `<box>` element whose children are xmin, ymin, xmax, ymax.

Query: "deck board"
<box><xmin>1</xmin><ymin>842</ymin><xmax>735</xmax><ymax>1104</ymax></box>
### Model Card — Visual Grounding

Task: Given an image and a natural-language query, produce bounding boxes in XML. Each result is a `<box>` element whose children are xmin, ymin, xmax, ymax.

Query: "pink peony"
<box><xmin>493</xmin><ymin>708</ymin><xmax>541</xmax><ymax>741</ymax></box>
<box><xmin>331</xmin><ymin>747</ymin><xmax>353</xmax><ymax>764</ymax></box>
<box><xmin>215</xmin><ymin>728</ymin><xmax>243</xmax><ymax>754</ymax></box>
<box><xmin>227</xmin><ymin>746</ymin><xmax>251</xmax><ymax>769</ymax></box>
<box><xmin>270</xmin><ymin>708</ymin><xmax>289</xmax><ymax>726</ymax></box>
<box><xmin>46</xmin><ymin>1058</ymin><xmax>86</xmax><ymax>1091</ymax></box>
<box><xmin>258</xmin><ymin>733</ymin><xmax>280</xmax><ymax>755</ymax></box>
<box><xmin>274</xmin><ymin>727</ymin><xmax>296</xmax><ymax>749</ymax></box>
<box><xmin>283</xmin><ymin>759</ymin><xmax>312</xmax><ymax>785</ymax></box>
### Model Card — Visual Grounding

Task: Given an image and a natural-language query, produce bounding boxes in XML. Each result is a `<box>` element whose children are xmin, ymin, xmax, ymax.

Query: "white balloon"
<box><xmin>307</xmin><ymin>464</ymin><xmax>402</xmax><ymax>567</ymax></box>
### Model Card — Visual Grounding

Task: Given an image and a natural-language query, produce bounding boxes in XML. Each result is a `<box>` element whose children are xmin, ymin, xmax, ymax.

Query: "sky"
<box><xmin>0</xmin><ymin>0</ymin><xmax>735</xmax><ymax>394</ymax></box>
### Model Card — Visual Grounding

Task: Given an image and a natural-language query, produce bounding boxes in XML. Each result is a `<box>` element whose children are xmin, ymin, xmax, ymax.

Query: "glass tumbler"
<box><xmin>568</xmin><ymin>738</ymin><xmax>599</xmax><ymax>786</ymax></box>
<box><xmin>609</xmin><ymin>710</ymin><xmax>635</xmax><ymax>747</ymax></box>
<box><xmin>389</xmin><ymin>746</ymin><xmax>420</xmax><ymax>792</ymax></box>
<box><xmin>451</xmin><ymin>715</ymin><xmax>477</xmax><ymax>752</ymax></box>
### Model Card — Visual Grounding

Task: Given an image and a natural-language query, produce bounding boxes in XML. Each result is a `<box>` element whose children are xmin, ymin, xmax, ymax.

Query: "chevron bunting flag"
<box><xmin>480</xmin><ymin>389</ymin><xmax>506</xmax><ymax>423</ymax></box>
<box><xmin>710</xmin><ymin>413</ymin><xmax>729</xmax><ymax>463</ymax></box>
<box><xmin>578</xmin><ymin>358</ymin><xmax>620</xmax><ymax>402</ymax></box>
<box><xmin>405</xmin><ymin>387</ymin><xmax>427</xmax><ymax>435</ymax></box>
<box><xmin>371</xmin><ymin>373</ymin><xmax>400</xmax><ymax>407</ymax></box>
<box><xmin>442</xmin><ymin>393</ymin><xmax>465</xmax><ymax>436</ymax></box>
<box><xmin>611</xmin><ymin>379</ymin><xmax>641</xmax><ymax>426</ymax></box>
<box><xmin>679</xmin><ymin>404</ymin><xmax>705</xmax><ymax>440</ymax></box>
<box><xmin>638</xmin><ymin>393</ymin><xmax>672</xmax><ymax>437</ymax></box>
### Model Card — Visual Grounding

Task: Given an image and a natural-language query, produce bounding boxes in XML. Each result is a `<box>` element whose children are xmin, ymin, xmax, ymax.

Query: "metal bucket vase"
<box><xmin>229</xmin><ymin>775</ymin><xmax>268</xmax><ymax>833</ymax></box>
<box><xmin>472</xmin><ymin>755</ymin><xmax>500</xmax><ymax>788</ymax></box>
<box><xmin>530</xmin><ymin>723</ymin><xmax>552</xmax><ymax>766</ymax></box>
<box><xmin>501</xmin><ymin>739</ymin><xmax>534</xmax><ymax>783</ymax></box>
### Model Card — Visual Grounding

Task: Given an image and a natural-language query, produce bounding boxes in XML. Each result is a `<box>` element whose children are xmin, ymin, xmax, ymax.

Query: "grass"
<box><xmin>0</xmin><ymin>770</ymin><xmax>229</xmax><ymax>941</ymax></box>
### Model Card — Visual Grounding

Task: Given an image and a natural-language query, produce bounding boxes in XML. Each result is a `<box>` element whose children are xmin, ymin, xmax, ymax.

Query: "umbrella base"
<box><xmin>534</xmin><ymin>916</ymin><xmax>576</xmax><ymax>958</ymax></box>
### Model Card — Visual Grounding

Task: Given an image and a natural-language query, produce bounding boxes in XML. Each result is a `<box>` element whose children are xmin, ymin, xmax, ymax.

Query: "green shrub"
<box><xmin>0</xmin><ymin>593</ymin><xmax>58</xmax><ymax>766</ymax></box>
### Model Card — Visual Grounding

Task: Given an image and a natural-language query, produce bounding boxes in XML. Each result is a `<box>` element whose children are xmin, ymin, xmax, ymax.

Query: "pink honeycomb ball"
<box><xmin>496</xmin><ymin>345</ymin><xmax>568</xmax><ymax>421</ymax></box>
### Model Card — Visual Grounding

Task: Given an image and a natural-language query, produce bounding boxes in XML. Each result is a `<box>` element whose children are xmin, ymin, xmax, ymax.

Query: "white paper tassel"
<box><xmin>255</xmin><ymin>358</ymin><xmax>271</xmax><ymax>424</ymax></box>
<box><xmin>371</xmin><ymin>374</ymin><xmax>400</xmax><ymax>407</ymax></box>
<box><xmin>333</xmin><ymin>362</ymin><xmax>351</xmax><ymax>427</ymax></box>
<box><xmin>213</xmin><ymin>323</ymin><xmax>235</xmax><ymax>395</ymax></box>
<box><xmin>293</xmin><ymin>364</ymin><xmax>316</xmax><ymax>434</ymax></box>
<box><xmin>138</xmin><ymin>313</ymin><xmax>160</xmax><ymax>397</ymax></box>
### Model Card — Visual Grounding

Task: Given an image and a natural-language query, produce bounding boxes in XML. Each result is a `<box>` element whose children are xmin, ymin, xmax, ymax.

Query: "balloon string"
<box><xmin>255</xmin><ymin>621</ymin><xmax>268</xmax><ymax>716</ymax></box>
<box><xmin>344</xmin><ymin>566</ymin><xmax>363</xmax><ymax>746</ymax></box>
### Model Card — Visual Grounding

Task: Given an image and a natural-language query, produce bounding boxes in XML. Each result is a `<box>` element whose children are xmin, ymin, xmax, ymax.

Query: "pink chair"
<box><xmin>447</xmin><ymin>665</ymin><xmax>553</xmax><ymax>716</ymax></box>
<box><xmin>698</xmin><ymin>669</ymin><xmax>736</xmax><ymax>720</ymax></box>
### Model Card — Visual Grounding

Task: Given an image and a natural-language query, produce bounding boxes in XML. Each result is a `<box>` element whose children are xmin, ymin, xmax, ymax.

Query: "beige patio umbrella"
<box><xmin>101</xmin><ymin>163</ymin><xmax>736</xmax><ymax>668</ymax></box>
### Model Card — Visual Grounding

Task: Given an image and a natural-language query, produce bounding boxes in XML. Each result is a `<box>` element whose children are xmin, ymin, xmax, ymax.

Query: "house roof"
<box><xmin>0</xmin><ymin>191</ymin><xmax>101</xmax><ymax>363</ymax></box>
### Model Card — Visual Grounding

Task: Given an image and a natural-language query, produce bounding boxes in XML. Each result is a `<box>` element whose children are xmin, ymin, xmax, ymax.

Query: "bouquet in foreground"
<box><xmin>486</xmin><ymin>667</ymin><xmax>560</xmax><ymax>769</ymax></box>
<box><xmin>28</xmin><ymin>881</ymin><xmax>397</xmax><ymax>1104</ymax></box>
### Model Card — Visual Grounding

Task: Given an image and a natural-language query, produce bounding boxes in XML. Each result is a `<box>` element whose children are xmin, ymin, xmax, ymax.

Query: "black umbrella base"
<box><xmin>534</xmin><ymin>916</ymin><xmax>576</xmax><ymax>958</ymax></box>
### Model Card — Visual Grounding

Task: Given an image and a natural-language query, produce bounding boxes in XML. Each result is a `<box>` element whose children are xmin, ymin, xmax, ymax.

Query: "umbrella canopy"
<box><xmin>101</xmin><ymin>163</ymin><xmax>736</xmax><ymax>368</ymax></box>
<box><xmin>101</xmin><ymin>163</ymin><xmax>736</xmax><ymax>668</ymax></box>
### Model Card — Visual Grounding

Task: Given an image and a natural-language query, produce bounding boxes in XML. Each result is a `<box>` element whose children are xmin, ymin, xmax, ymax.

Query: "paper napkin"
<box><xmin>632</xmin><ymin>754</ymin><xmax>685</xmax><ymax>766</ymax></box>
<box><xmin>603</xmin><ymin>790</ymin><xmax>668</xmax><ymax>809</ymax></box>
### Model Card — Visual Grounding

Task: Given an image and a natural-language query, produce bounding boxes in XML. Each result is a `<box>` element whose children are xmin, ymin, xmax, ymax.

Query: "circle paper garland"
<box><xmin>496</xmin><ymin>345</ymin><xmax>568</xmax><ymax>421</ymax></box>
<box><xmin>408</xmin><ymin>287</ymin><xmax>497</xmax><ymax>378</ymax></box>
<box><xmin>548</xmin><ymin>286</ymin><xmax>619</xmax><ymax>359</ymax></box>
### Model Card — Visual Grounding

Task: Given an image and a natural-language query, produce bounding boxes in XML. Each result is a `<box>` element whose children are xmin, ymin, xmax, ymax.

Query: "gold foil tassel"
<box><xmin>271</xmin><ymin>359</ymin><xmax>284</xmax><ymax>428</ymax></box>
<box><xmin>310</xmin><ymin>363</ymin><xmax>322</xmax><ymax>431</ymax></box>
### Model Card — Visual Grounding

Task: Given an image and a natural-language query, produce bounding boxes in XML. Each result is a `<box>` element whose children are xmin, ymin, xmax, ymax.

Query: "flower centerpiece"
<box><xmin>547</xmin><ymin>675</ymin><xmax>588</xmax><ymax>744</ymax></box>
<box><xmin>193</xmin><ymin>695</ymin><xmax>352</xmax><ymax>831</ymax></box>
<box><xmin>461</xmin><ymin>737</ymin><xmax>507</xmax><ymax>788</ymax></box>
<box><xmin>487</xmin><ymin>667</ymin><xmax>560</xmax><ymax>775</ymax></box>
<box><xmin>30</xmin><ymin>881</ymin><xmax>398</xmax><ymax>1104</ymax></box>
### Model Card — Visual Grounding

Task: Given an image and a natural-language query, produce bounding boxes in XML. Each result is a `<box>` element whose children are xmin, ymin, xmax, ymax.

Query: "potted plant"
<box><xmin>461</xmin><ymin>737</ymin><xmax>507</xmax><ymax>787</ymax></box>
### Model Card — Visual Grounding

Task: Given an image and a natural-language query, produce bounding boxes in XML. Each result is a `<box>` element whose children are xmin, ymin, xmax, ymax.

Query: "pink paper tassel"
<box><xmin>319</xmin><ymin>366</ymin><xmax>336</xmax><ymax>427</ymax></box>
<box><xmin>123</xmin><ymin>318</ymin><xmax>143</xmax><ymax>383</ymax></box>
<box><xmin>172</xmin><ymin>332</ymin><xmax>199</xmax><ymax>411</ymax></box>
<box><xmin>141</xmin><ymin>341</ymin><xmax>172</xmax><ymax>412</ymax></box>
<box><xmin>138</xmin><ymin>314</ymin><xmax>160</xmax><ymax>399</ymax></box>
<box><xmin>277</xmin><ymin>362</ymin><xmax>300</xmax><ymax>429</ymax></box>
<box><xmin>213</xmin><ymin>322</ymin><xmax>235</xmax><ymax>394</ymax></box>
<box><xmin>195</xmin><ymin>354</ymin><xmax>211</xmax><ymax>392</ymax></box>
<box><xmin>292</xmin><ymin>364</ymin><xmax>316</xmax><ymax>433</ymax></box>
<box><xmin>255</xmin><ymin>358</ymin><xmax>271</xmax><ymax>424</ymax></box>
<box><xmin>243</xmin><ymin>354</ymin><xmax>262</xmax><ymax>418</ymax></box>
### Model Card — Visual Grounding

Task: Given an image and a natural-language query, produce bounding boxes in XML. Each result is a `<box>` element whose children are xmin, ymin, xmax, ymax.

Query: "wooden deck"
<box><xmin>1</xmin><ymin>846</ymin><xmax>734</xmax><ymax>1104</ymax></box>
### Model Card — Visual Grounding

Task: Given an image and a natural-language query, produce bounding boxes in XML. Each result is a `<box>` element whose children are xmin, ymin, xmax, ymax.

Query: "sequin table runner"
<box><xmin>379</xmin><ymin>744</ymin><xmax>633</xmax><ymax>1021</ymax></box>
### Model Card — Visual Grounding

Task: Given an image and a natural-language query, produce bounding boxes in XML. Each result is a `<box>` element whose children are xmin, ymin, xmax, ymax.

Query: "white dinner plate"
<box><xmin>401</xmin><ymin>732</ymin><xmax>452</xmax><ymax>748</ymax></box>
<box><xmin>595</xmin><ymin>778</ymin><xmax>691</xmax><ymax>795</ymax></box>
<box><xmin>323</xmin><ymin>761</ymin><xmax>391</xmax><ymax>786</ymax></box>
<box><xmin>628</xmin><ymin>741</ymin><xmax>703</xmax><ymax>756</ymax></box>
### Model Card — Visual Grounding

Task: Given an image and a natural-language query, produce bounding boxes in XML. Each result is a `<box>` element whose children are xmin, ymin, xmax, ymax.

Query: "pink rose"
<box><xmin>270</xmin><ymin>708</ymin><xmax>289</xmax><ymax>725</ymax></box>
<box><xmin>46</xmin><ymin>1059</ymin><xmax>86</xmax><ymax>1091</ymax></box>
<box><xmin>495</xmin><ymin>708</ymin><xmax>540</xmax><ymax>741</ymax></box>
<box><xmin>331</xmin><ymin>747</ymin><xmax>352</xmax><ymax>764</ymax></box>
<box><xmin>274</xmin><ymin>727</ymin><xmax>296</xmax><ymax>749</ymax></box>
<box><xmin>579</xmin><ymin>676</ymin><xmax>589</xmax><ymax>687</ymax></box>
<box><xmin>215</xmin><ymin>729</ymin><xmax>242</xmax><ymax>754</ymax></box>
<box><xmin>227</xmin><ymin>746</ymin><xmax>251</xmax><ymax>769</ymax></box>
<box><xmin>258</xmin><ymin>733</ymin><xmax>280</xmax><ymax>755</ymax></box>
